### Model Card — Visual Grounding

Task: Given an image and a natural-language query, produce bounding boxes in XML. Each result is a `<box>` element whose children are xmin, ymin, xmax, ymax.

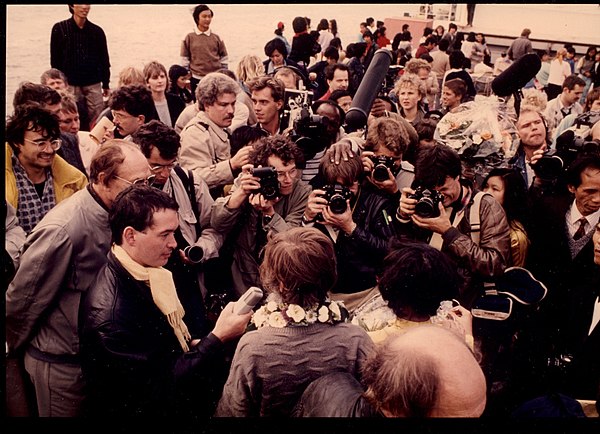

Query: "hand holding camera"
<box><xmin>399</xmin><ymin>186</ymin><xmax>451</xmax><ymax>234</ymax></box>
<box><xmin>251</xmin><ymin>166</ymin><xmax>281</xmax><ymax>201</ymax></box>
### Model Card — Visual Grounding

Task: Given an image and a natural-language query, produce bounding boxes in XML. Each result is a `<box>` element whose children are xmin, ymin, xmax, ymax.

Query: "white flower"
<box><xmin>286</xmin><ymin>304</ymin><xmax>306</xmax><ymax>322</ymax></box>
<box><xmin>268</xmin><ymin>312</ymin><xmax>287</xmax><ymax>328</ymax></box>
<box><xmin>330</xmin><ymin>302</ymin><xmax>341</xmax><ymax>321</ymax></box>
<box><xmin>252</xmin><ymin>306</ymin><xmax>270</xmax><ymax>328</ymax></box>
<box><xmin>266</xmin><ymin>301</ymin><xmax>279</xmax><ymax>312</ymax></box>
<box><xmin>318</xmin><ymin>305</ymin><xmax>330</xmax><ymax>323</ymax></box>
<box><xmin>472</xmin><ymin>133</ymin><xmax>482</xmax><ymax>145</ymax></box>
<box><xmin>305</xmin><ymin>310</ymin><xmax>318</xmax><ymax>323</ymax></box>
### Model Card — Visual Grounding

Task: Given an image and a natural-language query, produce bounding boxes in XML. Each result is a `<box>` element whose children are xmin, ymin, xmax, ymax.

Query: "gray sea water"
<box><xmin>5</xmin><ymin>3</ymin><xmax>600</xmax><ymax>116</ymax></box>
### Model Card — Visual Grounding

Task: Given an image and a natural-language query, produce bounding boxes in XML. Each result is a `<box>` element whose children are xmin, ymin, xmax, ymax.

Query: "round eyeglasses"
<box><xmin>23</xmin><ymin>138</ymin><xmax>62</xmax><ymax>151</ymax></box>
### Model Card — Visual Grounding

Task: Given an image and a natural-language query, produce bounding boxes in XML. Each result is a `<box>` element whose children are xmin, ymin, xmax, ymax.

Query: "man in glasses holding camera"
<box><xmin>211</xmin><ymin>135</ymin><xmax>310</xmax><ymax>297</ymax></box>
<box><xmin>5</xmin><ymin>103</ymin><xmax>88</xmax><ymax>234</ymax></box>
<box><xmin>395</xmin><ymin>143</ymin><xmax>510</xmax><ymax>309</ymax></box>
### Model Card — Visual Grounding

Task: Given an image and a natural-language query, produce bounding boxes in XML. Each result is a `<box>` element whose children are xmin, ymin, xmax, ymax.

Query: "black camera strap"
<box><xmin>173</xmin><ymin>165</ymin><xmax>202</xmax><ymax>237</ymax></box>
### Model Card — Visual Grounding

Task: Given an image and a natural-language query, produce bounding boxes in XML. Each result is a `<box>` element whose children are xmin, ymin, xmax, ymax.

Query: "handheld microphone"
<box><xmin>345</xmin><ymin>48</ymin><xmax>394</xmax><ymax>132</ymax></box>
<box><xmin>491</xmin><ymin>53</ymin><xmax>542</xmax><ymax>97</ymax></box>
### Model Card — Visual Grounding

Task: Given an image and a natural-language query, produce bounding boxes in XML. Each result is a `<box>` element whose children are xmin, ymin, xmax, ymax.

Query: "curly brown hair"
<box><xmin>249</xmin><ymin>134</ymin><xmax>304</xmax><ymax>167</ymax></box>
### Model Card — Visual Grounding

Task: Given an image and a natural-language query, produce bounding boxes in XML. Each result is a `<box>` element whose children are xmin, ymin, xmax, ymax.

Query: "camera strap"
<box><xmin>428</xmin><ymin>191</ymin><xmax>488</xmax><ymax>250</ymax></box>
<box><xmin>429</xmin><ymin>208</ymin><xmax>465</xmax><ymax>251</ymax></box>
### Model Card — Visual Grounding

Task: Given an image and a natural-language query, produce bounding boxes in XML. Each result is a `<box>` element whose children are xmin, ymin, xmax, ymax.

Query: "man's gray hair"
<box><xmin>196</xmin><ymin>72</ymin><xmax>240</xmax><ymax>111</ymax></box>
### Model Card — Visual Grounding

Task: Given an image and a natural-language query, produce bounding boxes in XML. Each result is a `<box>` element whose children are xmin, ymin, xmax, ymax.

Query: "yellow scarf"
<box><xmin>112</xmin><ymin>244</ymin><xmax>191</xmax><ymax>352</ymax></box>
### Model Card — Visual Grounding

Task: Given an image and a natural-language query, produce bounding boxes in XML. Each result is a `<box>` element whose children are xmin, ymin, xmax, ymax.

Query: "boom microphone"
<box><xmin>345</xmin><ymin>48</ymin><xmax>394</xmax><ymax>132</ymax></box>
<box><xmin>491</xmin><ymin>53</ymin><xmax>542</xmax><ymax>97</ymax></box>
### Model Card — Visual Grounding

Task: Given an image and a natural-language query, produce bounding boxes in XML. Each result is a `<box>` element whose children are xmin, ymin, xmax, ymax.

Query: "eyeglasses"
<box><xmin>114</xmin><ymin>174</ymin><xmax>156</xmax><ymax>186</ymax></box>
<box><xmin>149</xmin><ymin>162</ymin><xmax>177</xmax><ymax>172</ymax></box>
<box><xmin>276</xmin><ymin>167</ymin><xmax>298</xmax><ymax>180</ymax></box>
<box><xmin>111</xmin><ymin>110</ymin><xmax>135</xmax><ymax>122</ymax></box>
<box><xmin>23</xmin><ymin>138</ymin><xmax>62</xmax><ymax>151</ymax></box>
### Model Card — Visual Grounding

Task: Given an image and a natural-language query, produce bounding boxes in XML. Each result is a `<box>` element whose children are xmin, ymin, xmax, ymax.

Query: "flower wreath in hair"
<box><xmin>250</xmin><ymin>291</ymin><xmax>349</xmax><ymax>329</ymax></box>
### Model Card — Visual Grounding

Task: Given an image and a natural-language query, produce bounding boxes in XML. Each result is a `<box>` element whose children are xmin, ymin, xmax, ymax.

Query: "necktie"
<box><xmin>573</xmin><ymin>217</ymin><xmax>587</xmax><ymax>241</ymax></box>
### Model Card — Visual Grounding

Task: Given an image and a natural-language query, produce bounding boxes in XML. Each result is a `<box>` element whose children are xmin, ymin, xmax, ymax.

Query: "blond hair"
<box><xmin>236</xmin><ymin>55</ymin><xmax>265</xmax><ymax>84</ymax></box>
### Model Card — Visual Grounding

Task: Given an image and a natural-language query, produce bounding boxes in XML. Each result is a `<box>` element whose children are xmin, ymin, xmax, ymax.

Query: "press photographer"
<box><xmin>302</xmin><ymin>152</ymin><xmax>397</xmax><ymax>308</ymax></box>
<box><xmin>533</xmin><ymin>110</ymin><xmax>600</xmax><ymax>183</ymax></box>
<box><xmin>210</xmin><ymin>134</ymin><xmax>310</xmax><ymax>297</ymax></box>
<box><xmin>395</xmin><ymin>143</ymin><xmax>511</xmax><ymax>309</ymax></box>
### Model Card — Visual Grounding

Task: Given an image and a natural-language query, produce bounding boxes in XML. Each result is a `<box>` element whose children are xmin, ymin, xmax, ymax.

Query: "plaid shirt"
<box><xmin>12</xmin><ymin>154</ymin><xmax>56</xmax><ymax>234</ymax></box>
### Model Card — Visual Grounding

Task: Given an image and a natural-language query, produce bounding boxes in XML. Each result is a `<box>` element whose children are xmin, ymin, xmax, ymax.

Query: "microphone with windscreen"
<box><xmin>491</xmin><ymin>53</ymin><xmax>541</xmax><ymax>116</ymax></box>
<box><xmin>345</xmin><ymin>48</ymin><xmax>394</xmax><ymax>132</ymax></box>
<box><xmin>491</xmin><ymin>53</ymin><xmax>541</xmax><ymax>95</ymax></box>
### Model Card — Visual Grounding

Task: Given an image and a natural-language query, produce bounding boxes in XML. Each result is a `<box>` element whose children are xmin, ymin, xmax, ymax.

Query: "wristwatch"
<box><xmin>263</xmin><ymin>214</ymin><xmax>274</xmax><ymax>225</ymax></box>
<box><xmin>301</xmin><ymin>214</ymin><xmax>315</xmax><ymax>225</ymax></box>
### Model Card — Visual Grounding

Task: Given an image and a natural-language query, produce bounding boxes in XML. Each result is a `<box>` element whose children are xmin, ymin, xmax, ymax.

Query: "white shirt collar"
<box><xmin>569</xmin><ymin>199</ymin><xmax>600</xmax><ymax>227</ymax></box>
<box><xmin>194</xmin><ymin>27</ymin><xmax>211</xmax><ymax>36</ymax></box>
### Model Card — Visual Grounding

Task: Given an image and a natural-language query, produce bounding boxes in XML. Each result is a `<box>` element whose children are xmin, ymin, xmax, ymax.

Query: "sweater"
<box><xmin>214</xmin><ymin>321</ymin><xmax>373</xmax><ymax>417</ymax></box>
<box><xmin>180</xmin><ymin>30</ymin><xmax>228</xmax><ymax>79</ymax></box>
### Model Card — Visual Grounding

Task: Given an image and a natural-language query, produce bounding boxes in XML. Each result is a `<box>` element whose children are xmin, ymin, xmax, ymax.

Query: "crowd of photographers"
<box><xmin>5</xmin><ymin>9</ymin><xmax>600</xmax><ymax>419</ymax></box>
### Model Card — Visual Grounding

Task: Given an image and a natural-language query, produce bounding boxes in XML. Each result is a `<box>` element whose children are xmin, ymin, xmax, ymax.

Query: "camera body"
<box><xmin>291</xmin><ymin>107</ymin><xmax>329</xmax><ymax>160</ymax></box>
<box><xmin>183</xmin><ymin>245</ymin><xmax>204</xmax><ymax>263</ymax></box>
<box><xmin>252</xmin><ymin>166</ymin><xmax>280</xmax><ymax>200</ymax></box>
<box><xmin>409</xmin><ymin>186</ymin><xmax>444</xmax><ymax>218</ymax></box>
<box><xmin>369</xmin><ymin>155</ymin><xmax>399</xmax><ymax>182</ymax></box>
<box><xmin>320</xmin><ymin>184</ymin><xmax>353</xmax><ymax>214</ymax></box>
<box><xmin>534</xmin><ymin>111</ymin><xmax>600</xmax><ymax>180</ymax></box>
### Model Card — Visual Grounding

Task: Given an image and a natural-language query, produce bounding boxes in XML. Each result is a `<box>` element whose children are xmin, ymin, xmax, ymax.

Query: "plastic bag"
<box><xmin>434</xmin><ymin>95</ymin><xmax>520</xmax><ymax>182</ymax></box>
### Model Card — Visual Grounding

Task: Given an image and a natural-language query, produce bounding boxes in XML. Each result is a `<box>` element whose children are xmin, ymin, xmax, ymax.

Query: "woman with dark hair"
<box><xmin>288</xmin><ymin>16</ymin><xmax>320</xmax><ymax>71</ymax></box>
<box><xmin>316</xmin><ymin>18</ymin><xmax>333</xmax><ymax>60</ymax></box>
<box><xmin>263</xmin><ymin>37</ymin><xmax>300</xmax><ymax>75</ymax></box>
<box><xmin>329</xmin><ymin>37</ymin><xmax>346</xmax><ymax>63</ymax></box>
<box><xmin>329</xmin><ymin>18</ymin><xmax>340</xmax><ymax>40</ymax></box>
<box><xmin>167</xmin><ymin>64</ymin><xmax>194</xmax><ymax>105</ymax></box>
<box><xmin>482</xmin><ymin>167</ymin><xmax>530</xmax><ymax>267</ymax></box>
<box><xmin>215</xmin><ymin>227</ymin><xmax>373</xmax><ymax>417</ymax></box>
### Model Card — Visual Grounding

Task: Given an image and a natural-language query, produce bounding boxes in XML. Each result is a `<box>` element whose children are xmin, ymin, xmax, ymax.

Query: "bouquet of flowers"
<box><xmin>434</xmin><ymin>95</ymin><xmax>520</xmax><ymax>183</ymax></box>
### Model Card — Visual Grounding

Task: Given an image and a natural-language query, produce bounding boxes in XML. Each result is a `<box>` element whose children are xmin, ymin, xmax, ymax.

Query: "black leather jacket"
<box><xmin>79</xmin><ymin>251</ymin><xmax>226</xmax><ymax>417</ymax></box>
<box><xmin>316</xmin><ymin>181</ymin><xmax>398</xmax><ymax>294</ymax></box>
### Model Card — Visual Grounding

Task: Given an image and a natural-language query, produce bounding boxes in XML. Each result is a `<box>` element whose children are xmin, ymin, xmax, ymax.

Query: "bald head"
<box><xmin>364</xmin><ymin>325</ymin><xmax>487</xmax><ymax>417</ymax></box>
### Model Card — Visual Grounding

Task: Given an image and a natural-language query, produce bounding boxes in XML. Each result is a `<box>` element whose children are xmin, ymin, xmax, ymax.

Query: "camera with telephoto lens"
<box><xmin>252</xmin><ymin>166</ymin><xmax>280</xmax><ymax>200</ymax></box>
<box><xmin>409</xmin><ymin>186</ymin><xmax>444</xmax><ymax>218</ymax></box>
<box><xmin>534</xmin><ymin>111</ymin><xmax>600</xmax><ymax>180</ymax></box>
<box><xmin>183</xmin><ymin>245</ymin><xmax>204</xmax><ymax>263</ymax></box>
<box><xmin>369</xmin><ymin>155</ymin><xmax>399</xmax><ymax>182</ymax></box>
<box><xmin>320</xmin><ymin>184</ymin><xmax>353</xmax><ymax>214</ymax></box>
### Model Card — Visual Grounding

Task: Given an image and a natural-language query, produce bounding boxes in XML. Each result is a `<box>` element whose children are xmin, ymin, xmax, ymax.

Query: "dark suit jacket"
<box><xmin>525</xmin><ymin>186</ymin><xmax>600</xmax><ymax>399</ymax></box>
